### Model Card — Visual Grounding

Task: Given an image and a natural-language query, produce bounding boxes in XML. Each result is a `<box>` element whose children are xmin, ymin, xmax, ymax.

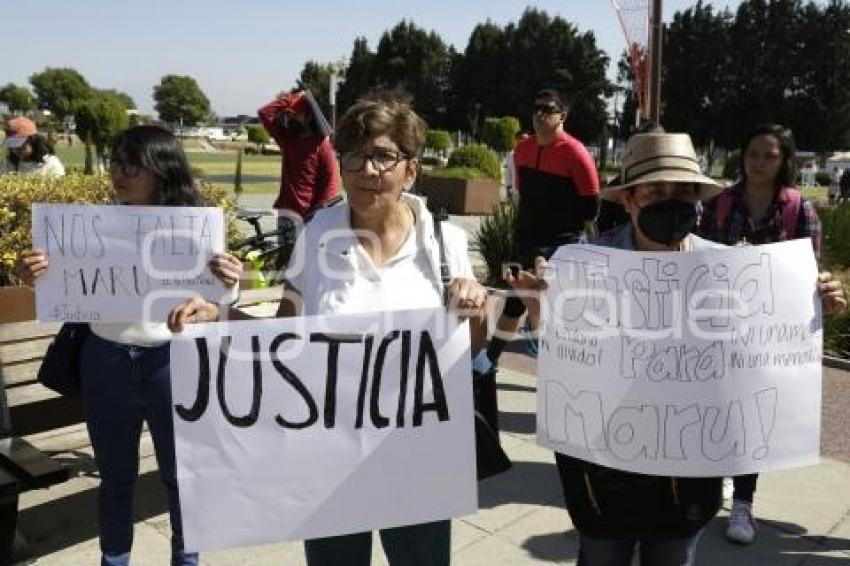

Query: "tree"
<box><xmin>0</xmin><ymin>83</ymin><xmax>35</xmax><ymax>114</ymax></box>
<box><xmin>95</xmin><ymin>89</ymin><xmax>136</xmax><ymax>110</ymax></box>
<box><xmin>337</xmin><ymin>37</ymin><xmax>376</xmax><ymax>114</ymax></box>
<box><xmin>295</xmin><ymin>60</ymin><xmax>345</xmax><ymax>118</ymax></box>
<box><xmin>482</xmin><ymin>117</ymin><xmax>521</xmax><ymax>153</ymax></box>
<box><xmin>28</xmin><ymin>67</ymin><xmax>92</xmax><ymax>122</ymax></box>
<box><xmin>425</xmin><ymin>129</ymin><xmax>453</xmax><ymax>155</ymax></box>
<box><xmin>153</xmin><ymin>75</ymin><xmax>212</xmax><ymax>126</ymax></box>
<box><xmin>371</xmin><ymin>20</ymin><xmax>454</xmax><ymax>127</ymax></box>
<box><xmin>450</xmin><ymin>21</ymin><xmax>510</xmax><ymax>131</ymax></box>
<box><xmin>247</xmin><ymin>125</ymin><xmax>270</xmax><ymax>152</ymax></box>
<box><xmin>662</xmin><ymin>1</ymin><xmax>734</xmax><ymax>164</ymax></box>
<box><xmin>75</xmin><ymin>93</ymin><xmax>130</xmax><ymax>171</ymax></box>
<box><xmin>451</xmin><ymin>9</ymin><xmax>613</xmax><ymax>142</ymax></box>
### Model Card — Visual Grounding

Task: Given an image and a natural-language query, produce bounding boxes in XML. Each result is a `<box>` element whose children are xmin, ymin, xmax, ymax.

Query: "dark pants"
<box><xmin>80</xmin><ymin>333</ymin><xmax>197</xmax><ymax>566</ymax></box>
<box><xmin>304</xmin><ymin>520</ymin><xmax>451</xmax><ymax>566</ymax></box>
<box><xmin>577</xmin><ymin>530</ymin><xmax>704</xmax><ymax>566</ymax></box>
<box><xmin>732</xmin><ymin>474</ymin><xmax>758</xmax><ymax>504</ymax></box>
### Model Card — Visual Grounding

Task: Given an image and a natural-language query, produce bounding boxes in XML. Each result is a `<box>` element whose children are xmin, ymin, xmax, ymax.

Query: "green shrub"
<box><xmin>482</xmin><ymin>117</ymin><xmax>521</xmax><ymax>153</ymax></box>
<box><xmin>471</xmin><ymin>199</ymin><xmax>517</xmax><ymax>287</ymax></box>
<box><xmin>447</xmin><ymin>144</ymin><xmax>501</xmax><ymax>181</ymax></box>
<box><xmin>723</xmin><ymin>150</ymin><xmax>740</xmax><ymax>180</ymax></box>
<box><xmin>425</xmin><ymin>130</ymin><xmax>452</xmax><ymax>154</ymax></box>
<box><xmin>0</xmin><ymin>173</ymin><xmax>238</xmax><ymax>286</ymax></box>
<box><xmin>817</xmin><ymin>203</ymin><xmax>850</xmax><ymax>268</ymax></box>
<box><xmin>815</xmin><ymin>171</ymin><xmax>831</xmax><ymax>187</ymax></box>
<box><xmin>423</xmin><ymin>167</ymin><xmax>489</xmax><ymax>180</ymax></box>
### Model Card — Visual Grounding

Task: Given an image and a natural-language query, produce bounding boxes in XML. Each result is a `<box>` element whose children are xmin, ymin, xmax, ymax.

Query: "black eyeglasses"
<box><xmin>109</xmin><ymin>158</ymin><xmax>140</xmax><ymax>178</ymax></box>
<box><xmin>533</xmin><ymin>104</ymin><xmax>562</xmax><ymax>115</ymax></box>
<box><xmin>339</xmin><ymin>149</ymin><xmax>409</xmax><ymax>173</ymax></box>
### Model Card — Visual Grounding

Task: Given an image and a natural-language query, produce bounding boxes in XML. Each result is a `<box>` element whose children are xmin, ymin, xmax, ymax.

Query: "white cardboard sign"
<box><xmin>170</xmin><ymin>308</ymin><xmax>477</xmax><ymax>552</ymax></box>
<box><xmin>32</xmin><ymin>204</ymin><xmax>227</xmax><ymax>322</ymax></box>
<box><xmin>537</xmin><ymin>239</ymin><xmax>822</xmax><ymax>477</ymax></box>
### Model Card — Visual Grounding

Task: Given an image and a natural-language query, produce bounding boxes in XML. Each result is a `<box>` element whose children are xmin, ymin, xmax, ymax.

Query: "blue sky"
<box><xmin>7</xmin><ymin>1</ymin><xmax>747</xmax><ymax>117</ymax></box>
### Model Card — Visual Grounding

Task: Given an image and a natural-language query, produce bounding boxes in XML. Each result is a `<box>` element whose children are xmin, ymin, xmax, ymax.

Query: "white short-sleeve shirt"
<box><xmin>285</xmin><ymin>193</ymin><xmax>474</xmax><ymax>316</ymax></box>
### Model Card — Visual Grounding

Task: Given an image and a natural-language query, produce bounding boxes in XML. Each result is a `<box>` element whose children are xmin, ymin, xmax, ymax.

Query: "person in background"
<box><xmin>503</xmin><ymin>131</ymin><xmax>528</xmax><ymax>200</ymax></box>
<box><xmin>505</xmin><ymin>131</ymin><xmax>845</xmax><ymax>565</ymax></box>
<box><xmin>257</xmin><ymin>90</ymin><xmax>340</xmax><ymax>264</ymax></box>
<box><xmin>17</xmin><ymin>125</ymin><xmax>240</xmax><ymax>566</ymax></box>
<box><xmin>486</xmin><ymin>88</ymin><xmax>600</xmax><ymax>367</ymax></box>
<box><xmin>3</xmin><ymin>117</ymin><xmax>65</xmax><ymax>177</ymax></box>
<box><xmin>828</xmin><ymin>166</ymin><xmax>841</xmax><ymax>205</ymax></box>
<box><xmin>840</xmin><ymin>167</ymin><xmax>850</xmax><ymax>204</ymax></box>
<box><xmin>697</xmin><ymin>123</ymin><xmax>821</xmax><ymax>545</ymax></box>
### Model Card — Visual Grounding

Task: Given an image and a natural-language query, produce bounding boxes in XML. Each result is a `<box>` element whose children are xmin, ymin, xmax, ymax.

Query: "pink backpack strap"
<box><xmin>779</xmin><ymin>186</ymin><xmax>802</xmax><ymax>239</ymax></box>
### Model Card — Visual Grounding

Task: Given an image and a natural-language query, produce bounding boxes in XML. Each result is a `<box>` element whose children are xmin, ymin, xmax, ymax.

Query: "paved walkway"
<box><xmin>15</xmin><ymin>360</ymin><xmax>850</xmax><ymax>565</ymax></box>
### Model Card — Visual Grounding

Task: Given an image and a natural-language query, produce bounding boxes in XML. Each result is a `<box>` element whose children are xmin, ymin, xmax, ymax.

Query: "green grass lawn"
<box><xmin>54</xmin><ymin>143</ymin><xmax>281</xmax><ymax>194</ymax></box>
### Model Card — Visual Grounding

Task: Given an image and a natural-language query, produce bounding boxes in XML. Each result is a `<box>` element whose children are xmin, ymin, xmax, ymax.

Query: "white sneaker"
<box><xmin>722</xmin><ymin>477</ymin><xmax>734</xmax><ymax>500</ymax></box>
<box><xmin>726</xmin><ymin>500</ymin><xmax>757</xmax><ymax>544</ymax></box>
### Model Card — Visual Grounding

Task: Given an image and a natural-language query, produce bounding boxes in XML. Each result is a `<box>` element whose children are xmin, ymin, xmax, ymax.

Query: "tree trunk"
<box><xmin>84</xmin><ymin>136</ymin><xmax>94</xmax><ymax>175</ymax></box>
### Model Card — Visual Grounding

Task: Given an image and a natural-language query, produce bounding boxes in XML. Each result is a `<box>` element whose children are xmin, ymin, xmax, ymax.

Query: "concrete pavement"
<box><xmin>14</xmin><ymin>362</ymin><xmax>850</xmax><ymax>565</ymax></box>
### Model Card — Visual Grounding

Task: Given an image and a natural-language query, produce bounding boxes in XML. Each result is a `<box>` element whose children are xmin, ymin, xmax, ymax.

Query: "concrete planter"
<box><xmin>419</xmin><ymin>174</ymin><xmax>501</xmax><ymax>215</ymax></box>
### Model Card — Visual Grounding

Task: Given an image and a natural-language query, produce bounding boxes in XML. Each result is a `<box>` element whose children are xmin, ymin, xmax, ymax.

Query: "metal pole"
<box><xmin>649</xmin><ymin>0</ymin><xmax>663</xmax><ymax>125</ymax></box>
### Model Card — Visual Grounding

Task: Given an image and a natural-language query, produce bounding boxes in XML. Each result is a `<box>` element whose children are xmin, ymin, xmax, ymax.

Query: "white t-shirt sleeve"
<box><xmin>443</xmin><ymin>224</ymin><xmax>475</xmax><ymax>279</ymax></box>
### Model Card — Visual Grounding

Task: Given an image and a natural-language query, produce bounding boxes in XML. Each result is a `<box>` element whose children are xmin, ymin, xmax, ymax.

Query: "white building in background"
<box><xmin>826</xmin><ymin>152</ymin><xmax>850</xmax><ymax>175</ymax></box>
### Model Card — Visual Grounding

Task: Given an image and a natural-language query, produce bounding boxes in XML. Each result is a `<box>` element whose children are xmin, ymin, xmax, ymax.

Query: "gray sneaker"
<box><xmin>726</xmin><ymin>500</ymin><xmax>757</xmax><ymax>544</ymax></box>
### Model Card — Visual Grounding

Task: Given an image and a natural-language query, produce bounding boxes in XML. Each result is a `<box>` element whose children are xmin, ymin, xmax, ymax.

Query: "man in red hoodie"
<box><xmin>258</xmin><ymin>90</ymin><xmax>340</xmax><ymax>262</ymax></box>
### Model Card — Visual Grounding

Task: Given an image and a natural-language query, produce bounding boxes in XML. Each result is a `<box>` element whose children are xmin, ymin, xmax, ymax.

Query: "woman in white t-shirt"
<box><xmin>170</xmin><ymin>92</ymin><xmax>488</xmax><ymax>566</ymax></box>
<box><xmin>18</xmin><ymin>125</ymin><xmax>239</xmax><ymax>566</ymax></box>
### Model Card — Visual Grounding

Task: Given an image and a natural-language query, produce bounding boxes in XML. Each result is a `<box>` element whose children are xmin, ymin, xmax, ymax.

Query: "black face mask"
<box><xmin>637</xmin><ymin>199</ymin><xmax>701</xmax><ymax>246</ymax></box>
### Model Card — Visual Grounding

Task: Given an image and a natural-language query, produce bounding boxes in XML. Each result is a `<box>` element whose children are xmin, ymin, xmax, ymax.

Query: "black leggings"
<box><xmin>732</xmin><ymin>473</ymin><xmax>758</xmax><ymax>503</ymax></box>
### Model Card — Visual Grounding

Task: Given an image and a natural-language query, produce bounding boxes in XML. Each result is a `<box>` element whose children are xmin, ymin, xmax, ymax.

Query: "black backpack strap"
<box><xmin>432</xmin><ymin>207</ymin><xmax>451</xmax><ymax>306</ymax></box>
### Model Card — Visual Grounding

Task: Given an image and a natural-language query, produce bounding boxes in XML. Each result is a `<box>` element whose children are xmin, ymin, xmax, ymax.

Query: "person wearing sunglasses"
<box><xmin>486</xmin><ymin>88</ymin><xmax>600</xmax><ymax>368</ymax></box>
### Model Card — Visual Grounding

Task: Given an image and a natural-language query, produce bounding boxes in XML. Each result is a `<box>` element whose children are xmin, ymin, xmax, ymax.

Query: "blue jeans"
<box><xmin>80</xmin><ymin>333</ymin><xmax>197</xmax><ymax>566</ymax></box>
<box><xmin>304</xmin><ymin>520</ymin><xmax>451</xmax><ymax>566</ymax></box>
<box><xmin>577</xmin><ymin>529</ymin><xmax>704</xmax><ymax>566</ymax></box>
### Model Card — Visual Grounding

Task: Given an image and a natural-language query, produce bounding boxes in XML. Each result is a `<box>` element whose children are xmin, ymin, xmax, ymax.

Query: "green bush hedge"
<box><xmin>423</xmin><ymin>167</ymin><xmax>490</xmax><ymax>180</ymax></box>
<box><xmin>471</xmin><ymin>200</ymin><xmax>517</xmax><ymax>287</ymax></box>
<box><xmin>425</xmin><ymin>130</ymin><xmax>452</xmax><ymax>154</ymax></box>
<box><xmin>482</xmin><ymin>117</ymin><xmax>521</xmax><ymax>153</ymax></box>
<box><xmin>447</xmin><ymin>144</ymin><xmax>501</xmax><ymax>181</ymax></box>
<box><xmin>0</xmin><ymin>173</ymin><xmax>238</xmax><ymax>286</ymax></box>
<box><xmin>815</xmin><ymin>171</ymin><xmax>831</xmax><ymax>187</ymax></box>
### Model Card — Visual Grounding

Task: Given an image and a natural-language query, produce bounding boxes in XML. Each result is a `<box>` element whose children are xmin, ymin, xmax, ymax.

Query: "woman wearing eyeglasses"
<box><xmin>169</xmin><ymin>91</ymin><xmax>488</xmax><ymax>565</ymax></box>
<box><xmin>17</xmin><ymin>125</ymin><xmax>241</xmax><ymax>566</ymax></box>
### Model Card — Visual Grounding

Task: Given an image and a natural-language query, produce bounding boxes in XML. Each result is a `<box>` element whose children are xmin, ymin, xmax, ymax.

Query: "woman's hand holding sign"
<box><xmin>818</xmin><ymin>271</ymin><xmax>846</xmax><ymax>315</ymax></box>
<box><xmin>504</xmin><ymin>256</ymin><xmax>550</xmax><ymax>330</ymax></box>
<box><xmin>16</xmin><ymin>248</ymin><xmax>49</xmax><ymax>287</ymax></box>
<box><xmin>446</xmin><ymin>277</ymin><xmax>487</xmax><ymax>321</ymax></box>
<box><xmin>168</xmin><ymin>296</ymin><xmax>219</xmax><ymax>333</ymax></box>
<box><xmin>209</xmin><ymin>252</ymin><xmax>243</xmax><ymax>289</ymax></box>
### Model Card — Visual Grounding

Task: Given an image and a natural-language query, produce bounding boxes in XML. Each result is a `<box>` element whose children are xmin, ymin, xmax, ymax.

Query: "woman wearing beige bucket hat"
<box><xmin>502</xmin><ymin>131</ymin><xmax>845</xmax><ymax>565</ymax></box>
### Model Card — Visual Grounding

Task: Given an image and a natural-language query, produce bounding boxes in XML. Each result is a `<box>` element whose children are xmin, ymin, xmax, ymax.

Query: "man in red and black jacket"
<box><xmin>487</xmin><ymin>89</ymin><xmax>600</xmax><ymax>366</ymax></box>
<box><xmin>258</xmin><ymin>91</ymin><xmax>340</xmax><ymax>261</ymax></box>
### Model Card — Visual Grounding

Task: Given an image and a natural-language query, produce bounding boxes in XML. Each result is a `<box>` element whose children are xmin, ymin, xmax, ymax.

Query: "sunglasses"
<box><xmin>534</xmin><ymin>104</ymin><xmax>563</xmax><ymax>115</ymax></box>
